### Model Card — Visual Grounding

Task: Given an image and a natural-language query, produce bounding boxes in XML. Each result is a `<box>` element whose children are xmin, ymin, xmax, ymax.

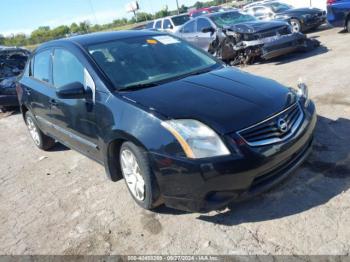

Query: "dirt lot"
<box><xmin>1</xmin><ymin>27</ymin><xmax>350</xmax><ymax>255</ymax></box>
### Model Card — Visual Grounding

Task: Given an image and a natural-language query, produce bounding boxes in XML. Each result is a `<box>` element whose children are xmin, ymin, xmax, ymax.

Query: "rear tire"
<box><xmin>25</xmin><ymin>111</ymin><xmax>55</xmax><ymax>150</ymax></box>
<box><xmin>119</xmin><ymin>141</ymin><xmax>162</xmax><ymax>210</ymax></box>
<box><xmin>290</xmin><ymin>19</ymin><xmax>302</xmax><ymax>33</ymax></box>
<box><xmin>346</xmin><ymin>18</ymin><xmax>350</xmax><ymax>33</ymax></box>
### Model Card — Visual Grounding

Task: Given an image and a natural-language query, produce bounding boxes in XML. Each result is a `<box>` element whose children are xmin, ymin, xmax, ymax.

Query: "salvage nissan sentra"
<box><xmin>17</xmin><ymin>31</ymin><xmax>316</xmax><ymax>212</ymax></box>
<box><xmin>176</xmin><ymin>11</ymin><xmax>320</xmax><ymax>65</ymax></box>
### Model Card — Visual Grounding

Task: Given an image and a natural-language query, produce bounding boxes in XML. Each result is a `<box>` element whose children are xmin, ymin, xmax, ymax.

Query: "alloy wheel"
<box><xmin>120</xmin><ymin>149</ymin><xmax>145</xmax><ymax>201</ymax></box>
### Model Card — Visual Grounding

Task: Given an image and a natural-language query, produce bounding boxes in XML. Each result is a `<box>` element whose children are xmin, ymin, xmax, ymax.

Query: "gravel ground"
<box><xmin>0</xmin><ymin>27</ymin><xmax>349</xmax><ymax>255</ymax></box>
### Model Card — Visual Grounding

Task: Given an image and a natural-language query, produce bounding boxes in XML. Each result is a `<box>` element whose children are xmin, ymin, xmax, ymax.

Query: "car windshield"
<box><xmin>171</xmin><ymin>15</ymin><xmax>190</xmax><ymax>26</ymax></box>
<box><xmin>87</xmin><ymin>35</ymin><xmax>219</xmax><ymax>91</ymax></box>
<box><xmin>210</xmin><ymin>12</ymin><xmax>257</xmax><ymax>28</ymax></box>
<box><xmin>267</xmin><ymin>3</ymin><xmax>292</xmax><ymax>12</ymax></box>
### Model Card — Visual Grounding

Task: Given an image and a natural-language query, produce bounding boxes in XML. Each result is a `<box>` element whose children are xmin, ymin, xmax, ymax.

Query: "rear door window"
<box><xmin>155</xmin><ymin>20</ymin><xmax>162</xmax><ymax>29</ymax></box>
<box><xmin>182</xmin><ymin>20</ymin><xmax>196</xmax><ymax>33</ymax></box>
<box><xmin>197</xmin><ymin>18</ymin><xmax>212</xmax><ymax>32</ymax></box>
<box><xmin>163</xmin><ymin>19</ymin><xmax>172</xmax><ymax>29</ymax></box>
<box><xmin>33</xmin><ymin>50</ymin><xmax>51</xmax><ymax>83</ymax></box>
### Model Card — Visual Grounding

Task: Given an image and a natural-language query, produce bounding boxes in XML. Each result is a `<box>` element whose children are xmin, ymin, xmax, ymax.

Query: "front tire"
<box><xmin>25</xmin><ymin>111</ymin><xmax>55</xmax><ymax>150</ymax></box>
<box><xmin>120</xmin><ymin>141</ymin><xmax>162</xmax><ymax>210</ymax></box>
<box><xmin>290</xmin><ymin>19</ymin><xmax>302</xmax><ymax>33</ymax></box>
<box><xmin>346</xmin><ymin>18</ymin><xmax>350</xmax><ymax>33</ymax></box>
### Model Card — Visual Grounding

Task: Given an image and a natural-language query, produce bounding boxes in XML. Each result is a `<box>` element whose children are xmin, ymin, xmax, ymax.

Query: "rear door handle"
<box><xmin>49</xmin><ymin>99</ymin><xmax>59</xmax><ymax>107</ymax></box>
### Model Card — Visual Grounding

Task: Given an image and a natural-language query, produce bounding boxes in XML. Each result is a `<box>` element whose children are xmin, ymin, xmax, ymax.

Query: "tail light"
<box><xmin>327</xmin><ymin>0</ymin><xmax>337</xmax><ymax>5</ymax></box>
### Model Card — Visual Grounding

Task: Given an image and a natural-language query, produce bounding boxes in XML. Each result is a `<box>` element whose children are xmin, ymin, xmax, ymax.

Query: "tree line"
<box><xmin>0</xmin><ymin>0</ymin><xmax>235</xmax><ymax>47</ymax></box>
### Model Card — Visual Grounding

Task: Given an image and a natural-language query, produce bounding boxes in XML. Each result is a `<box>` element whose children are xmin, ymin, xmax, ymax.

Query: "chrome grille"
<box><xmin>237</xmin><ymin>103</ymin><xmax>304</xmax><ymax>147</ymax></box>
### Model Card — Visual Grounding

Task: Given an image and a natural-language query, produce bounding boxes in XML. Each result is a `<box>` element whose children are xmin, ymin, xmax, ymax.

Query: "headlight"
<box><xmin>297</xmin><ymin>82</ymin><xmax>310</xmax><ymax>106</ymax></box>
<box><xmin>161</xmin><ymin>119</ymin><xmax>230</xmax><ymax>159</ymax></box>
<box><xmin>275</xmin><ymin>15</ymin><xmax>290</xmax><ymax>20</ymax></box>
<box><xmin>302</xmin><ymin>14</ymin><xmax>312</xmax><ymax>19</ymax></box>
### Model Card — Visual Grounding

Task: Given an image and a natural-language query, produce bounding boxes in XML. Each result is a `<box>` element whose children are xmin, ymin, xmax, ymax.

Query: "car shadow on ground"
<box><xmin>0</xmin><ymin>107</ymin><xmax>20</xmax><ymax>118</ymax></box>
<box><xmin>337</xmin><ymin>29</ymin><xmax>349</xmax><ymax>34</ymax></box>
<box><xmin>305</xmin><ymin>24</ymin><xmax>332</xmax><ymax>34</ymax></box>
<box><xmin>265</xmin><ymin>45</ymin><xmax>329</xmax><ymax>66</ymax></box>
<box><xmin>197</xmin><ymin>115</ymin><xmax>350</xmax><ymax>225</ymax></box>
<box><xmin>48</xmin><ymin>142</ymin><xmax>70</xmax><ymax>152</ymax></box>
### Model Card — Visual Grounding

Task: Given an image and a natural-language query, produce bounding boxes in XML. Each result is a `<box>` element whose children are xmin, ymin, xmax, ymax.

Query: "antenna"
<box><xmin>88</xmin><ymin>0</ymin><xmax>98</xmax><ymax>24</ymax></box>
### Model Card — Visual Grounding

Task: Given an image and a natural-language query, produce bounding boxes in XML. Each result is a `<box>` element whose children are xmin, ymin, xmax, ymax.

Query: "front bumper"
<box><xmin>261</xmin><ymin>33</ymin><xmax>315</xmax><ymax>60</ymax></box>
<box><xmin>240</xmin><ymin>32</ymin><xmax>318</xmax><ymax>61</ymax></box>
<box><xmin>0</xmin><ymin>94</ymin><xmax>19</xmax><ymax>107</ymax></box>
<box><xmin>302</xmin><ymin>15</ymin><xmax>326</xmax><ymax>30</ymax></box>
<box><xmin>149</xmin><ymin>102</ymin><xmax>317</xmax><ymax>212</ymax></box>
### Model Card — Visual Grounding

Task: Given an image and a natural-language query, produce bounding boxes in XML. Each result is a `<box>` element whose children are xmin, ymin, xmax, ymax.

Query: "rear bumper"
<box><xmin>0</xmin><ymin>94</ymin><xmax>19</xmax><ymax>107</ymax></box>
<box><xmin>326</xmin><ymin>6</ymin><xmax>347</xmax><ymax>28</ymax></box>
<box><xmin>149</xmin><ymin>102</ymin><xmax>316</xmax><ymax>212</ymax></box>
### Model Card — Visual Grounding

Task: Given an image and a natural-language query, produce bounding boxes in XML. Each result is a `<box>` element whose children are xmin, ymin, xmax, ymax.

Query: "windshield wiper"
<box><xmin>118</xmin><ymin>65</ymin><xmax>220</xmax><ymax>91</ymax></box>
<box><xmin>119</xmin><ymin>82</ymin><xmax>159</xmax><ymax>91</ymax></box>
<box><xmin>187</xmin><ymin>67</ymin><xmax>214</xmax><ymax>77</ymax></box>
<box><xmin>173</xmin><ymin>65</ymin><xmax>219</xmax><ymax>81</ymax></box>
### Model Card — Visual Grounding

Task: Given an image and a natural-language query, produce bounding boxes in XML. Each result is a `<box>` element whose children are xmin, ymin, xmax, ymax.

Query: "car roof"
<box><xmin>36</xmin><ymin>30</ymin><xmax>166</xmax><ymax>51</ymax></box>
<box><xmin>206</xmin><ymin>10</ymin><xmax>241</xmax><ymax>18</ymax></box>
<box><xmin>243</xmin><ymin>0</ymin><xmax>277</xmax><ymax>9</ymax></box>
<box><xmin>155</xmin><ymin>13</ymin><xmax>189</xmax><ymax>21</ymax></box>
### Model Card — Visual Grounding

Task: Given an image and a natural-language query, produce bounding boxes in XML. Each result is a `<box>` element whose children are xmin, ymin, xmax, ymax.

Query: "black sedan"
<box><xmin>244</xmin><ymin>2</ymin><xmax>326</xmax><ymax>32</ymax></box>
<box><xmin>18</xmin><ymin>31</ymin><xmax>316</xmax><ymax>212</ymax></box>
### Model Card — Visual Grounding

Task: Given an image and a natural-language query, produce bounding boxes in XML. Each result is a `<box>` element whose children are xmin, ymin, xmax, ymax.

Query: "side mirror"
<box><xmin>168</xmin><ymin>24</ymin><xmax>174</xmax><ymax>29</ymax></box>
<box><xmin>202</xmin><ymin>27</ymin><xmax>215</xmax><ymax>34</ymax></box>
<box><xmin>56</xmin><ymin>82</ymin><xmax>89</xmax><ymax>99</ymax></box>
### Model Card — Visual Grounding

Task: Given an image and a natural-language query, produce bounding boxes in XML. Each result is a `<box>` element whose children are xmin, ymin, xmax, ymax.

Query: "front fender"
<box><xmin>98</xmin><ymin>96</ymin><xmax>184</xmax><ymax>181</ymax></box>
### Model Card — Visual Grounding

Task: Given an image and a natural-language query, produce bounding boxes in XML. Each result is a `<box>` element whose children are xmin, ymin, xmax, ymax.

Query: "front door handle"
<box><xmin>24</xmin><ymin>88</ymin><xmax>31</xmax><ymax>95</ymax></box>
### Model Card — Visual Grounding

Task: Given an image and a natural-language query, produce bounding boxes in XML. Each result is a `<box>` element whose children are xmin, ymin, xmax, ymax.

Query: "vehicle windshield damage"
<box><xmin>211</xmin><ymin>12</ymin><xmax>257</xmax><ymax>27</ymax></box>
<box><xmin>87</xmin><ymin>35</ymin><xmax>220</xmax><ymax>91</ymax></box>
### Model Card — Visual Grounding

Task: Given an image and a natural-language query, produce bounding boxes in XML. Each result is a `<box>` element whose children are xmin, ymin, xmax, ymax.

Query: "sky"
<box><xmin>0</xmin><ymin>0</ymin><xmax>199</xmax><ymax>36</ymax></box>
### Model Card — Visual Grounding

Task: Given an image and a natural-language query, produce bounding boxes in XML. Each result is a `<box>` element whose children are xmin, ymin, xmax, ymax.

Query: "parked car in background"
<box><xmin>189</xmin><ymin>6</ymin><xmax>232</xmax><ymax>18</ymax></box>
<box><xmin>243</xmin><ymin>0</ymin><xmax>276</xmax><ymax>10</ymax></box>
<box><xmin>18</xmin><ymin>30</ymin><xmax>316</xmax><ymax>212</ymax></box>
<box><xmin>243</xmin><ymin>1</ymin><xmax>326</xmax><ymax>32</ymax></box>
<box><xmin>0</xmin><ymin>46</ymin><xmax>30</xmax><ymax>111</ymax></box>
<box><xmin>147</xmin><ymin>14</ymin><xmax>190</xmax><ymax>33</ymax></box>
<box><xmin>131</xmin><ymin>21</ymin><xmax>154</xmax><ymax>30</ymax></box>
<box><xmin>176</xmin><ymin>11</ymin><xmax>320</xmax><ymax>65</ymax></box>
<box><xmin>327</xmin><ymin>0</ymin><xmax>350</xmax><ymax>32</ymax></box>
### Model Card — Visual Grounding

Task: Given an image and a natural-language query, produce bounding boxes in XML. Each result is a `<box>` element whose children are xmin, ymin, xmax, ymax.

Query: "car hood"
<box><xmin>278</xmin><ymin>7</ymin><xmax>322</xmax><ymax>15</ymax></box>
<box><xmin>121</xmin><ymin>67</ymin><xmax>298</xmax><ymax>134</ymax></box>
<box><xmin>225</xmin><ymin>20</ymin><xmax>289</xmax><ymax>34</ymax></box>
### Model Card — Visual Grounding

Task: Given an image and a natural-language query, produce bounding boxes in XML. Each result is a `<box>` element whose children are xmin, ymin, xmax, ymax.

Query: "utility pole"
<box><xmin>176</xmin><ymin>0</ymin><xmax>180</xmax><ymax>14</ymax></box>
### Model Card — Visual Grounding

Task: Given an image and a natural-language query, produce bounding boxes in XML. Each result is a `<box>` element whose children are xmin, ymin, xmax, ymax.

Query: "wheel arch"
<box><xmin>20</xmin><ymin>104</ymin><xmax>29</xmax><ymax>120</ymax></box>
<box><xmin>103</xmin><ymin>130</ymin><xmax>149</xmax><ymax>182</ymax></box>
